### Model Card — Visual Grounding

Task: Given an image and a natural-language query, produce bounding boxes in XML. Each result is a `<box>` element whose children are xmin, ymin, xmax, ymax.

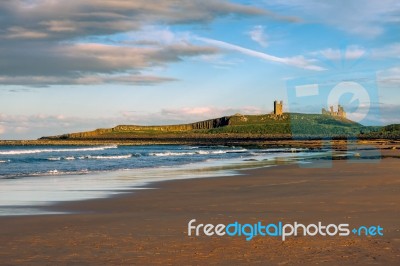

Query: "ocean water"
<box><xmin>0</xmin><ymin>145</ymin><xmax>327</xmax><ymax>216</ymax></box>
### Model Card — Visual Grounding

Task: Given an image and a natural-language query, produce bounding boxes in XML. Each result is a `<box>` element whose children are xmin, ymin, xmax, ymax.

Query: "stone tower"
<box><xmin>274</xmin><ymin>100</ymin><xmax>283</xmax><ymax>116</ymax></box>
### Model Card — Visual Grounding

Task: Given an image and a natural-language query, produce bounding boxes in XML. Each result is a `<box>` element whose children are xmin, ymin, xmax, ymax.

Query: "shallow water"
<box><xmin>0</xmin><ymin>145</ymin><xmax>330</xmax><ymax>216</ymax></box>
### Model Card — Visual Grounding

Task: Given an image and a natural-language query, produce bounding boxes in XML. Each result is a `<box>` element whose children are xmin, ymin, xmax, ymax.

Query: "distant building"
<box><xmin>274</xmin><ymin>100</ymin><xmax>283</xmax><ymax>116</ymax></box>
<box><xmin>322</xmin><ymin>105</ymin><xmax>346</xmax><ymax>118</ymax></box>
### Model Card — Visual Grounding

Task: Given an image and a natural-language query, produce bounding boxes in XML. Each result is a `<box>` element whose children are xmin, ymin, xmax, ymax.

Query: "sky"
<box><xmin>0</xmin><ymin>0</ymin><xmax>399</xmax><ymax>139</ymax></box>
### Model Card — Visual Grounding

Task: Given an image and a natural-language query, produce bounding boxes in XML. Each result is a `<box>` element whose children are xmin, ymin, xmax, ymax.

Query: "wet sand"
<box><xmin>0</xmin><ymin>151</ymin><xmax>399</xmax><ymax>265</ymax></box>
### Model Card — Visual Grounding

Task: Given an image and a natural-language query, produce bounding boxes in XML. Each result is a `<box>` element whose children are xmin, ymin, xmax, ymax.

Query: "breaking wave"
<box><xmin>78</xmin><ymin>154</ymin><xmax>133</xmax><ymax>160</ymax></box>
<box><xmin>0</xmin><ymin>145</ymin><xmax>118</xmax><ymax>155</ymax></box>
<box><xmin>150</xmin><ymin>149</ymin><xmax>247</xmax><ymax>157</ymax></box>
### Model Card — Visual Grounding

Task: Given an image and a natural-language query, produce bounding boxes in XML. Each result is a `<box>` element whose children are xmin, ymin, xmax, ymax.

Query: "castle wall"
<box><xmin>322</xmin><ymin>105</ymin><xmax>346</xmax><ymax>118</ymax></box>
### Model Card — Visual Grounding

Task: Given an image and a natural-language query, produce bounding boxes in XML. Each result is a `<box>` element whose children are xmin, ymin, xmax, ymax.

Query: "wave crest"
<box><xmin>0</xmin><ymin>145</ymin><xmax>118</xmax><ymax>155</ymax></box>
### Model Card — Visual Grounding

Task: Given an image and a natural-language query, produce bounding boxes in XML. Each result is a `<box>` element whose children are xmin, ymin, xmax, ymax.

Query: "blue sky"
<box><xmin>0</xmin><ymin>0</ymin><xmax>399</xmax><ymax>139</ymax></box>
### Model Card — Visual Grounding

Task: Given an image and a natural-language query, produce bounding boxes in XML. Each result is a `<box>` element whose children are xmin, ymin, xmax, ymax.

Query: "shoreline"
<box><xmin>0</xmin><ymin>138</ymin><xmax>399</xmax><ymax>149</ymax></box>
<box><xmin>0</xmin><ymin>147</ymin><xmax>322</xmax><ymax>216</ymax></box>
<box><xmin>0</xmin><ymin>150</ymin><xmax>399</xmax><ymax>264</ymax></box>
<box><xmin>0</xmin><ymin>146</ymin><xmax>394</xmax><ymax>216</ymax></box>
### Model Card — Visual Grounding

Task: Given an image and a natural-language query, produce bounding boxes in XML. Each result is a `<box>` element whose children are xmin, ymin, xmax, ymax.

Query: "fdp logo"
<box><xmin>287</xmin><ymin>72</ymin><xmax>379</xmax><ymax>125</ymax></box>
<box><xmin>286</xmin><ymin>49</ymin><xmax>381</xmax><ymax>167</ymax></box>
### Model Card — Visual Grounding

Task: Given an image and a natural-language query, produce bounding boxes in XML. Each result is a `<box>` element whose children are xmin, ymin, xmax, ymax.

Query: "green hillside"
<box><xmin>360</xmin><ymin>124</ymin><xmax>400</xmax><ymax>139</ymax></box>
<box><xmin>41</xmin><ymin>113</ymin><xmax>381</xmax><ymax>140</ymax></box>
<box><xmin>203</xmin><ymin>113</ymin><xmax>363</xmax><ymax>136</ymax></box>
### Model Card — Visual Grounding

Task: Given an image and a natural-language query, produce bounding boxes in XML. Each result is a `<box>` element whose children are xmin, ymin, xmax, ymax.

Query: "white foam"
<box><xmin>211</xmin><ymin>150</ymin><xmax>226</xmax><ymax>154</ymax></box>
<box><xmin>85</xmin><ymin>154</ymin><xmax>132</xmax><ymax>160</ymax></box>
<box><xmin>150</xmin><ymin>148</ymin><xmax>248</xmax><ymax>157</ymax></box>
<box><xmin>0</xmin><ymin>145</ymin><xmax>118</xmax><ymax>155</ymax></box>
<box><xmin>196</xmin><ymin>150</ymin><xmax>210</xmax><ymax>155</ymax></box>
<box><xmin>48</xmin><ymin>169</ymin><xmax>59</xmax><ymax>174</ymax></box>
<box><xmin>47</xmin><ymin>157</ymin><xmax>61</xmax><ymax>161</ymax></box>
<box><xmin>259</xmin><ymin>148</ymin><xmax>309</xmax><ymax>153</ymax></box>
<box><xmin>226</xmin><ymin>149</ymin><xmax>248</xmax><ymax>153</ymax></box>
<box><xmin>150</xmin><ymin>152</ymin><xmax>196</xmax><ymax>157</ymax></box>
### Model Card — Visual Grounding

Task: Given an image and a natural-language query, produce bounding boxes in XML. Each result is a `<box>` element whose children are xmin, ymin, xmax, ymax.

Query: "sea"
<box><xmin>0</xmin><ymin>144</ymin><xmax>330</xmax><ymax>216</ymax></box>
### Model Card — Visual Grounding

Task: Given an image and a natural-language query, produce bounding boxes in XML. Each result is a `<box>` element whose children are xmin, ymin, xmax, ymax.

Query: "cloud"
<box><xmin>248</xmin><ymin>25</ymin><xmax>268</xmax><ymax>47</ymax></box>
<box><xmin>371</xmin><ymin>43</ymin><xmax>400</xmax><ymax>59</ymax></box>
<box><xmin>266</xmin><ymin>0</ymin><xmax>400</xmax><ymax>38</ymax></box>
<box><xmin>350</xmin><ymin>103</ymin><xmax>400</xmax><ymax>125</ymax></box>
<box><xmin>0</xmin><ymin>74</ymin><xmax>178</xmax><ymax>86</ymax></box>
<box><xmin>6</xmin><ymin>26</ymin><xmax>48</xmax><ymax>39</ymax></box>
<box><xmin>0</xmin><ymin>39</ymin><xmax>219</xmax><ymax>86</ymax></box>
<box><xmin>122</xmin><ymin>106</ymin><xmax>267</xmax><ymax>126</ymax></box>
<box><xmin>0</xmin><ymin>113</ymin><xmax>122</xmax><ymax>139</ymax></box>
<box><xmin>311</xmin><ymin>46</ymin><xmax>366</xmax><ymax>61</ymax></box>
<box><xmin>159</xmin><ymin>106</ymin><xmax>266</xmax><ymax>122</ymax></box>
<box><xmin>0</xmin><ymin>1</ymin><xmax>267</xmax><ymax>40</ymax></box>
<box><xmin>0</xmin><ymin>0</ymin><xmax>270</xmax><ymax>87</ymax></box>
<box><xmin>378</xmin><ymin>104</ymin><xmax>400</xmax><ymax>124</ymax></box>
<box><xmin>377</xmin><ymin>67</ymin><xmax>400</xmax><ymax>88</ymax></box>
<box><xmin>305</xmin><ymin>44</ymin><xmax>400</xmax><ymax>73</ymax></box>
<box><xmin>197</xmin><ymin>37</ymin><xmax>324</xmax><ymax>71</ymax></box>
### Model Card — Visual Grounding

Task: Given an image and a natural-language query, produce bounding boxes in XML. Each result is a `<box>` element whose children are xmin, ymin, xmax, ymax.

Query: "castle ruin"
<box><xmin>322</xmin><ymin>105</ymin><xmax>346</xmax><ymax>118</ymax></box>
<box><xmin>274</xmin><ymin>100</ymin><xmax>283</xmax><ymax>116</ymax></box>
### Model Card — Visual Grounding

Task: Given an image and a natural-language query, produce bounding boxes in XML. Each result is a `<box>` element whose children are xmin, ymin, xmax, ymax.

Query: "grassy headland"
<box><xmin>1</xmin><ymin>113</ymin><xmax>398</xmax><ymax>146</ymax></box>
<box><xmin>40</xmin><ymin>113</ymin><xmax>386</xmax><ymax>140</ymax></box>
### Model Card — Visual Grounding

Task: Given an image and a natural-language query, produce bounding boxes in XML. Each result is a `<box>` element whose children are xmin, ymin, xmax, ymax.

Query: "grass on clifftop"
<box><xmin>42</xmin><ymin>113</ymin><xmax>386</xmax><ymax>140</ymax></box>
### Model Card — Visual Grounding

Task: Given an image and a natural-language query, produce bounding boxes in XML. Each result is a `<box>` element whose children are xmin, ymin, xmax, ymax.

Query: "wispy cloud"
<box><xmin>197</xmin><ymin>37</ymin><xmax>324</xmax><ymax>71</ymax></box>
<box><xmin>122</xmin><ymin>106</ymin><xmax>268</xmax><ymax>125</ymax></box>
<box><xmin>161</xmin><ymin>106</ymin><xmax>265</xmax><ymax>120</ymax></box>
<box><xmin>5</xmin><ymin>27</ymin><xmax>48</xmax><ymax>39</ymax></box>
<box><xmin>371</xmin><ymin>43</ymin><xmax>400</xmax><ymax>59</ymax></box>
<box><xmin>266</xmin><ymin>0</ymin><xmax>400</xmax><ymax>38</ymax></box>
<box><xmin>0</xmin><ymin>112</ymin><xmax>156</xmax><ymax>139</ymax></box>
<box><xmin>310</xmin><ymin>46</ymin><xmax>366</xmax><ymax>61</ymax></box>
<box><xmin>377</xmin><ymin>67</ymin><xmax>400</xmax><ymax>88</ymax></box>
<box><xmin>248</xmin><ymin>25</ymin><xmax>268</xmax><ymax>47</ymax></box>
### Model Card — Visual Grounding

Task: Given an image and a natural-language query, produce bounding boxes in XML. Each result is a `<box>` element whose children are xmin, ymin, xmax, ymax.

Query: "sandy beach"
<box><xmin>0</xmin><ymin>150</ymin><xmax>399</xmax><ymax>265</ymax></box>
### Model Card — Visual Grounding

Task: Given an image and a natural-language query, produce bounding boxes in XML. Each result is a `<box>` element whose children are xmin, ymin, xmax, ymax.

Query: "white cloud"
<box><xmin>310</xmin><ymin>45</ymin><xmax>366</xmax><ymax>61</ymax></box>
<box><xmin>307</xmin><ymin>43</ymin><xmax>400</xmax><ymax>68</ymax></box>
<box><xmin>197</xmin><ymin>37</ymin><xmax>324</xmax><ymax>71</ymax></box>
<box><xmin>248</xmin><ymin>25</ymin><xmax>268</xmax><ymax>47</ymax></box>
